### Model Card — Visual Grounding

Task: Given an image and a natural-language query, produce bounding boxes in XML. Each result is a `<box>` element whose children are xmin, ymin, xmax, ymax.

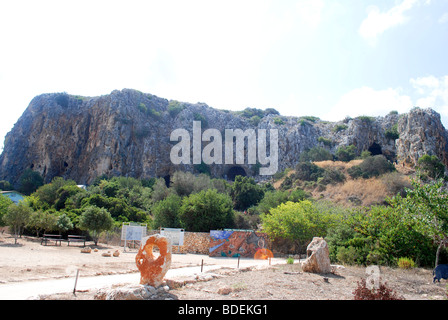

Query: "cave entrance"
<box><xmin>227</xmin><ymin>166</ymin><xmax>247</xmax><ymax>181</ymax></box>
<box><xmin>163</xmin><ymin>175</ymin><xmax>171</xmax><ymax>187</ymax></box>
<box><xmin>368</xmin><ymin>142</ymin><xmax>382</xmax><ymax>156</ymax></box>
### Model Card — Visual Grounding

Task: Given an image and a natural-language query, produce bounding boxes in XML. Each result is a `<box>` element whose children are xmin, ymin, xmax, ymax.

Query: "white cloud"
<box><xmin>411</xmin><ymin>75</ymin><xmax>448</xmax><ymax>122</ymax></box>
<box><xmin>325</xmin><ymin>87</ymin><xmax>413</xmax><ymax>121</ymax></box>
<box><xmin>325</xmin><ymin>75</ymin><xmax>448</xmax><ymax>127</ymax></box>
<box><xmin>358</xmin><ymin>0</ymin><xmax>423</xmax><ymax>45</ymax></box>
<box><xmin>439</xmin><ymin>12</ymin><xmax>448</xmax><ymax>24</ymax></box>
<box><xmin>295</xmin><ymin>0</ymin><xmax>325</xmax><ymax>29</ymax></box>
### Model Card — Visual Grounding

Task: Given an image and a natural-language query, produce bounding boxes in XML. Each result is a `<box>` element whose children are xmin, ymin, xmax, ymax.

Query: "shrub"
<box><xmin>193</xmin><ymin>113</ymin><xmax>208</xmax><ymax>127</ymax></box>
<box><xmin>299</xmin><ymin>147</ymin><xmax>333</xmax><ymax>162</ymax></box>
<box><xmin>179</xmin><ymin>189</ymin><xmax>234</xmax><ymax>232</ymax></box>
<box><xmin>356</xmin><ymin>116</ymin><xmax>375</xmax><ymax>124</ymax></box>
<box><xmin>249</xmin><ymin>115</ymin><xmax>261</xmax><ymax>126</ymax></box>
<box><xmin>336</xmin><ymin>145</ymin><xmax>356</xmax><ymax>162</ymax></box>
<box><xmin>347</xmin><ymin>155</ymin><xmax>395</xmax><ymax>179</ymax></box>
<box><xmin>360</xmin><ymin>150</ymin><xmax>371</xmax><ymax>159</ymax></box>
<box><xmin>230</xmin><ymin>176</ymin><xmax>265</xmax><ymax>211</ymax></box>
<box><xmin>385</xmin><ymin>124</ymin><xmax>399</xmax><ymax>140</ymax></box>
<box><xmin>381</xmin><ymin>172</ymin><xmax>411</xmax><ymax>196</ymax></box>
<box><xmin>397</xmin><ymin>257</ymin><xmax>416</xmax><ymax>269</ymax></box>
<box><xmin>294</xmin><ymin>162</ymin><xmax>325</xmax><ymax>182</ymax></box>
<box><xmin>4</xmin><ymin>202</ymin><xmax>33</xmax><ymax>244</ymax></box>
<box><xmin>333</xmin><ymin>124</ymin><xmax>348</xmax><ymax>133</ymax></box>
<box><xmin>417</xmin><ymin>154</ymin><xmax>446</xmax><ymax>180</ymax></box>
<box><xmin>286</xmin><ymin>256</ymin><xmax>294</xmax><ymax>264</ymax></box>
<box><xmin>320</xmin><ymin>167</ymin><xmax>346</xmax><ymax>185</ymax></box>
<box><xmin>353</xmin><ymin>279</ymin><xmax>403</xmax><ymax>300</ymax></box>
<box><xmin>273</xmin><ymin>117</ymin><xmax>284</xmax><ymax>125</ymax></box>
<box><xmin>137</xmin><ymin>102</ymin><xmax>148</xmax><ymax>113</ymax></box>
<box><xmin>18</xmin><ymin>169</ymin><xmax>44</xmax><ymax>195</ymax></box>
<box><xmin>300</xmin><ymin>116</ymin><xmax>320</xmax><ymax>123</ymax></box>
<box><xmin>152</xmin><ymin>193</ymin><xmax>182</xmax><ymax>229</ymax></box>
<box><xmin>55</xmin><ymin>93</ymin><xmax>69</xmax><ymax>108</ymax></box>
<box><xmin>318</xmin><ymin>136</ymin><xmax>333</xmax><ymax>146</ymax></box>
<box><xmin>167</xmin><ymin>100</ymin><xmax>184</xmax><ymax>117</ymax></box>
<box><xmin>77</xmin><ymin>205</ymin><xmax>114</xmax><ymax>246</ymax></box>
<box><xmin>261</xmin><ymin>201</ymin><xmax>338</xmax><ymax>244</ymax></box>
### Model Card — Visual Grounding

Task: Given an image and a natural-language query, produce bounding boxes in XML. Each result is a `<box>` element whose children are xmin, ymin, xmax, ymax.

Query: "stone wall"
<box><xmin>172</xmin><ymin>231</ymin><xmax>210</xmax><ymax>255</ymax></box>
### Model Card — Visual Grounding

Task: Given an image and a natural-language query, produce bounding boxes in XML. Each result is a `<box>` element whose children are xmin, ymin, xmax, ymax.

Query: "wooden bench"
<box><xmin>41</xmin><ymin>234</ymin><xmax>62</xmax><ymax>246</ymax></box>
<box><xmin>67</xmin><ymin>235</ymin><xmax>86</xmax><ymax>247</ymax></box>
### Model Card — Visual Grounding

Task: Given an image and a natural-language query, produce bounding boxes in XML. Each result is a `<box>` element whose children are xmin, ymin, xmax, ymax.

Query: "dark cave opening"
<box><xmin>368</xmin><ymin>142</ymin><xmax>383</xmax><ymax>156</ymax></box>
<box><xmin>227</xmin><ymin>166</ymin><xmax>247</xmax><ymax>181</ymax></box>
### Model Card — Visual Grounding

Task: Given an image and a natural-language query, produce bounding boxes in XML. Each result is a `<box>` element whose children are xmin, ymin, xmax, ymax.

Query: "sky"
<box><xmin>1</xmin><ymin>0</ymin><xmax>448</xmax><ymax>150</ymax></box>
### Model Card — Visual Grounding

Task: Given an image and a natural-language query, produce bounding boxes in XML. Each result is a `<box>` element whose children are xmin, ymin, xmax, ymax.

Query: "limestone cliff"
<box><xmin>0</xmin><ymin>89</ymin><xmax>446</xmax><ymax>186</ymax></box>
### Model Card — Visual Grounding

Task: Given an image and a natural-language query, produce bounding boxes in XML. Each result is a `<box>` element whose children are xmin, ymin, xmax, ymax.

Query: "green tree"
<box><xmin>261</xmin><ymin>200</ymin><xmax>337</xmax><ymax>248</ymax></box>
<box><xmin>230</xmin><ymin>176</ymin><xmax>265</xmax><ymax>211</ymax></box>
<box><xmin>55</xmin><ymin>213</ymin><xmax>73</xmax><ymax>234</ymax></box>
<box><xmin>347</xmin><ymin>155</ymin><xmax>395</xmax><ymax>179</ymax></box>
<box><xmin>179</xmin><ymin>189</ymin><xmax>234</xmax><ymax>232</ymax></box>
<box><xmin>0</xmin><ymin>195</ymin><xmax>13</xmax><ymax>226</ymax></box>
<box><xmin>152</xmin><ymin>194</ymin><xmax>182</xmax><ymax>229</ymax></box>
<box><xmin>336</xmin><ymin>145</ymin><xmax>356</xmax><ymax>162</ymax></box>
<box><xmin>4</xmin><ymin>202</ymin><xmax>33</xmax><ymax>244</ymax></box>
<box><xmin>151</xmin><ymin>178</ymin><xmax>171</xmax><ymax>203</ymax></box>
<box><xmin>299</xmin><ymin>147</ymin><xmax>333</xmax><ymax>162</ymax></box>
<box><xmin>18</xmin><ymin>169</ymin><xmax>44</xmax><ymax>195</ymax></box>
<box><xmin>389</xmin><ymin>179</ymin><xmax>448</xmax><ymax>267</ymax></box>
<box><xmin>417</xmin><ymin>154</ymin><xmax>446</xmax><ymax>180</ymax></box>
<box><xmin>27</xmin><ymin>210</ymin><xmax>58</xmax><ymax>237</ymax></box>
<box><xmin>77</xmin><ymin>205</ymin><xmax>114</xmax><ymax>246</ymax></box>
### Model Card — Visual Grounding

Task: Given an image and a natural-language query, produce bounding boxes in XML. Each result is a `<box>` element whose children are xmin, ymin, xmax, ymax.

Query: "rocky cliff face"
<box><xmin>1</xmin><ymin>89</ymin><xmax>447</xmax><ymax>186</ymax></box>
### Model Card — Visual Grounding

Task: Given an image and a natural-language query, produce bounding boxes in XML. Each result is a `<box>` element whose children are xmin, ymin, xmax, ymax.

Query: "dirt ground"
<box><xmin>0</xmin><ymin>232</ymin><xmax>446</xmax><ymax>300</ymax></box>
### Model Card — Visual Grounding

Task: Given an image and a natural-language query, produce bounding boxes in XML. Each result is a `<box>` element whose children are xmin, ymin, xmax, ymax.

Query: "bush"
<box><xmin>273</xmin><ymin>117</ymin><xmax>284</xmax><ymax>125</ymax></box>
<box><xmin>230</xmin><ymin>176</ymin><xmax>265</xmax><ymax>211</ymax></box>
<box><xmin>336</xmin><ymin>145</ymin><xmax>356</xmax><ymax>162</ymax></box>
<box><xmin>347</xmin><ymin>155</ymin><xmax>395</xmax><ymax>179</ymax></box>
<box><xmin>385</xmin><ymin>124</ymin><xmax>399</xmax><ymax>140</ymax></box>
<box><xmin>286</xmin><ymin>256</ymin><xmax>294</xmax><ymax>264</ymax></box>
<box><xmin>167</xmin><ymin>100</ymin><xmax>184</xmax><ymax>117</ymax></box>
<box><xmin>417</xmin><ymin>154</ymin><xmax>446</xmax><ymax>180</ymax></box>
<box><xmin>397</xmin><ymin>257</ymin><xmax>416</xmax><ymax>269</ymax></box>
<box><xmin>294</xmin><ymin>162</ymin><xmax>325</xmax><ymax>182</ymax></box>
<box><xmin>152</xmin><ymin>194</ymin><xmax>182</xmax><ymax>229</ymax></box>
<box><xmin>55</xmin><ymin>93</ymin><xmax>69</xmax><ymax>108</ymax></box>
<box><xmin>137</xmin><ymin>102</ymin><xmax>148</xmax><ymax>113</ymax></box>
<box><xmin>261</xmin><ymin>200</ymin><xmax>338</xmax><ymax>245</ymax></box>
<box><xmin>77</xmin><ymin>205</ymin><xmax>114</xmax><ymax>246</ymax></box>
<box><xmin>381</xmin><ymin>172</ymin><xmax>411</xmax><ymax>196</ymax></box>
<box><xmin>179</xmin><ymin>189</ymin><xmax>235</xmax><ymax>232</ymax></box>
<box><xmin>318</xmin><ymin>136</ymin><xmax>333</xmax><ymax>146</ymax></box>
<box><xmin>299</xmin><ymin>147</ymin><xmax>333</xmax><ymax>162</ymax></box>
<box><xmin>333</xmin><ymin>124</ymin><xmax>348</xmax><ymax>133</ymax></box>
<box><xmin>353</xmin><ymin>279</ymin><xmax>403</xmax><ymax>300</ymax></box>
<box><xmin>18</xmin><ymin>169</ymin><xmax>44</xmax><ymax>195</ymax></box>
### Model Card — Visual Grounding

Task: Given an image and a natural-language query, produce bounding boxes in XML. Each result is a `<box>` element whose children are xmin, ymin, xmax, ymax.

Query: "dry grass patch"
<box><xmin>317</xmin><ymin>177</ymin><xmax>389</xmax><ymax>207</ymax></box>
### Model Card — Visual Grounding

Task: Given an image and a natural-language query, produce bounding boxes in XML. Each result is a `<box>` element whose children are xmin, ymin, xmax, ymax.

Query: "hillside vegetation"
<box><xmin>1</xmin><ymin>152</ymin><xmax>447</xmax><ymax>270</ymax></box>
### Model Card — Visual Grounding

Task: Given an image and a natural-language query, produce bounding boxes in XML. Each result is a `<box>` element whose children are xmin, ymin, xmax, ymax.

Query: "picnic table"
<box><xmin>41</xmin><ymin>234</ymin><xmax>63</xmax><ymax>246</ymax></box>
<box><xmin>67</xmin><ymin>235</ymin><xmax>86</xmax><ymax>247</ymax></box>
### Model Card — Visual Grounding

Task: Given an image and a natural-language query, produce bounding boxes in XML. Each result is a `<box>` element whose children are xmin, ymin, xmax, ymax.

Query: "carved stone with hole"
<box><xmin>135</xmin><ymin>234</ymin><xmax>172</xmax><ymax>287</ymax></box>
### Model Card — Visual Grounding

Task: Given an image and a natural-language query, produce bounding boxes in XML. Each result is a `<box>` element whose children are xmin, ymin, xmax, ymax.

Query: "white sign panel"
<box><xmin>121</xmin><ymin>224</ymin><xmax>147</xmax><ymax>241</ymax></box>
<box><xmin>160</xmin><ymin>228</ymin><xmax>185</xmax><ymax>246</ymax></box>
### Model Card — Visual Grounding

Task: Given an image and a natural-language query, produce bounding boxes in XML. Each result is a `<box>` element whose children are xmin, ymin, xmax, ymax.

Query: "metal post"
<box><xmin>73</xmin><ymin>269</ymin><xmax>79</xmax><ymax>294</ymax></box>
<box><xmin>201</xmin><ymin>259</ymin><xmax>204</xmax><ymax>273</ymax></box>
<box><xmin>237</xmin><ymin>256</ymin><xmax>240</xmax><ymax>268</ymax></box>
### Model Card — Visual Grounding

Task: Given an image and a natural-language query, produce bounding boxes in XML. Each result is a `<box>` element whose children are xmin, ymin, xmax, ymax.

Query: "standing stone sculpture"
<box><xmin>301</xmin><ymin>237</ymin><xmax>331</xmax><ymax>274</ymax></box>
<box><xmin>136</xmin><ymin>234</ymin><xmax>172</xmax><ymax>287</ymax></box>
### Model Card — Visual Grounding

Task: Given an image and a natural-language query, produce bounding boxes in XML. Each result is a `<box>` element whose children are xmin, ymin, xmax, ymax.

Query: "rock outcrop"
<box><xmin>0</xmin><ymin>89</ymin><xmax>447</xmax><ymax>186</ymax></box>
<box><xmin>301</xmin><ymin>237</ymin><xmax>331</xmax><ymax>274</ymax></box>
